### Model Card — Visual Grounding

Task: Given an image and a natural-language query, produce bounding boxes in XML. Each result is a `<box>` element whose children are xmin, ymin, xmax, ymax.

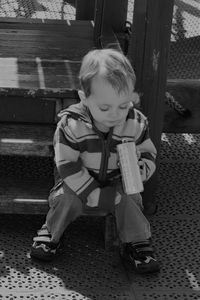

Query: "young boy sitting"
<box><xmin>30</xmin><ymin>48</ymin><xmax>160</xmax><ymax>274</ymax></box>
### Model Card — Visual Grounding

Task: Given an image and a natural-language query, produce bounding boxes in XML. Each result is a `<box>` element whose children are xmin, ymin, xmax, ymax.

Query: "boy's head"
<box><xmin>79</xmin><ymin>48</ymin><xmax>136</xmax><ymax>98</ymax></box>
<box><xmin>78</xmin><ymin>49</ymin><xmax>139</xmax><ymax>132</ymax></box>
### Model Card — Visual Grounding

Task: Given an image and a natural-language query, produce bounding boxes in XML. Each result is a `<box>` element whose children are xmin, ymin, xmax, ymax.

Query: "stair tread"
<box><xmin>0</xmin><ymin>123</ymin><xmax>55</xmax><ymax>156</ymax></box>
<box><xmin>0</xmin><ymin>176</ymin><xmax>107</xmax><ymax>216</ymax></box>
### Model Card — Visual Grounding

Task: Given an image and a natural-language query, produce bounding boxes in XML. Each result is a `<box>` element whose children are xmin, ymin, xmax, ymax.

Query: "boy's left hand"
<box><xmin>136</xmin><ymin>148</ymin><xmax>141</xmax><ymax>160</ymax></box>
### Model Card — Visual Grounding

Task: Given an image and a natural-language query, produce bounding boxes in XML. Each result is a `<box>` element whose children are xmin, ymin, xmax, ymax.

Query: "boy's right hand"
<box><xmin>86</xmin><ymin>188</ymin><xmax>100</xmax><ymax>207</ymax></box>
<box><xmin>115</xmin><ymin>191</ymin><xmax>121</xmax><ymax>205</ymax></box>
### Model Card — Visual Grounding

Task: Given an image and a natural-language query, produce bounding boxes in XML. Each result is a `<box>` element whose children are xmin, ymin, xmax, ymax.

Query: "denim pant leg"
<box><xmin>45</xmin><ymin>184</ymin><xmax>83</xmax><ymax>243</ymax></box>
<box><xmin>115</xmin><ymin>193</ymin><xmax>151</xmax><ymax>243</ymax></box>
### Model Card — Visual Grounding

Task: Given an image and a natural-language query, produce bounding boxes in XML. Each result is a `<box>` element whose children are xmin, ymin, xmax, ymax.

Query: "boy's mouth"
<box><xmin>107</xmin><ymin>120</ymin><xmax>122</xmax><ymax>126</ymax></box>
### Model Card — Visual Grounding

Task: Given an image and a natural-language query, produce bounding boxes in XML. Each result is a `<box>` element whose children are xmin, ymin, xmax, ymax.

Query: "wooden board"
<box><xmin>0</xmin><ymin>20</ymin><xmax>94</xmax><ymax>99</ymax></box>
<box><xmin>0</xmin><ymin>176</ymin><xmax>109</xmax><ymax>217</ymax></box>
<box><xmin>0</xmin><ymin>123</ymin><xmax>55</xmax><ymax>156</ymax></box>
<box><xmin>0</xmin><ymin>174</ymin><xmax>115</xmax><ymax>249</ymax></box>
<box><xmin>0</xmin><ymin>22</ymin><xmax>94</xmax><ymax>59</ymax></box>
<box><xmin>0</xmin><ymin>19</ymin><xmax>122</xmax><ymax>99</ymax></box>
<box><xmin>0</xmin><ymin>96</ymin><xmax>57</xmax><ymax>123</ymax></box>
<box><xmin>0</xmin><ymin>177</ymin><xmax>50</xmax><ymax>214</ymax></box>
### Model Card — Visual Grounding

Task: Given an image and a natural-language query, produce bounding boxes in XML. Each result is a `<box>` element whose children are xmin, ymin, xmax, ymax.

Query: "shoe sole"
<box><xmin>30</xmin><ymin>248</ymin><xmax>57</xmax><ymax>262</ymax></box>
<box><xmin>120</xmin><ymin>253</ymin><xmax>160</xmax><ymax>274</ymax></box>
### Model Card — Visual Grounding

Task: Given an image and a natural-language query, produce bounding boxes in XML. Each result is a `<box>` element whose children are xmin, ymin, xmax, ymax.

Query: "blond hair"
<box><xmin>79</xmin><ymin>48</ymin><xmax>136</xmax><ymax>97</ymax></box>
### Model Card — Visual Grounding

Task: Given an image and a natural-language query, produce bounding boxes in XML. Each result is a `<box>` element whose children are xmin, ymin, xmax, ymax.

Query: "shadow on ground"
<box><xmin>0</xmin><ymin>133</ymin><xmax>200</xmax><ymax>299</ymax></box>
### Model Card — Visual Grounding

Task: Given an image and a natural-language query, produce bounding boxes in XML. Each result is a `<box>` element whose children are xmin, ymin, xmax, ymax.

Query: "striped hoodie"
<box><xmin>53</xmin><ymin>102</ymin><xmax>157</xmax><ymax>212</ymax></box>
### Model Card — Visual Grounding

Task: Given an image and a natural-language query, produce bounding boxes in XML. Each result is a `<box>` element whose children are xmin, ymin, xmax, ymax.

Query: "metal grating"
<box><xmin>0</xmin><ymin>215</ymin><xmax>132</xmax><ymax>300</ymax></box>
<box><xmin>157</xmin><ymin>134</ymin><xmax>200</xmax><ymax>216</ymax></box>
<box><xmin>0</xmin><ymin>0</ymin><xmax>76</xmax><ymax>20</ymax></box>
<box><xmin>127</xmin><ymin>0</ymin><xmax>134</xmax><ymax>24</ymax></box>
<box><xmin>1</xmin><ymin>133</ymin><xmax>200</xmax><ymax>299</ymax></box>
<box><xmin>136</xmin><ymin>293</ymin><xmax>200</xmax><ymax>300</ymax></box>
<box><xmin>127</xmin><ymin>0</ymin><xmax>200</xmax><ymax>79</ymax></box>
<box><xmin>168</xmin><ymin>0</ymin><xmax>200</xmax><ymax>79</ymax></box>
<box><xmin>124</xmin><ymin>133</ymin><xmax>200</xmax><ymax>299</ymax></box>
<box><xmin>155</xmin><ymin>161</ymin><xmax>200</xmax><ymax>217</ymax></box>
<box><xmin>160</xmin><ymin>133</ymin><xmax>200</xmax><ymax>161</ymax></box>
<box><xmin>126</xmin><ymin>218</ymin><xmax>200</xmax><ymax>300</ymax></box>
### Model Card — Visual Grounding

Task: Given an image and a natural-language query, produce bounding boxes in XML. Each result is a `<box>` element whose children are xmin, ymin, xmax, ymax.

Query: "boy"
<box><xmin>30</xmin><ymin>49</ymin><xmax>160</xmax><ymax>274</ymax></box>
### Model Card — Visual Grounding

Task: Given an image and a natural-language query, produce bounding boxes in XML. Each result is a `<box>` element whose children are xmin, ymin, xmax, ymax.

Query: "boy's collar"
<box><xmin>57</xmin><ymin>102</ymin><xmax>92</xmax><ymax>124</ymax></box>
<box><xmin>58</xmin><ymin>102</ymin><xmax>131</xmax><ymax>134</ymax></box>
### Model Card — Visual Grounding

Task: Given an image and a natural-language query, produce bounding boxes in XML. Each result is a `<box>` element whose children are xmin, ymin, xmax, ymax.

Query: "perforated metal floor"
<box><xmin>0</xmin><ymin>133</ymin><xmax>200</xmax><ymax>299</ymax></box>
<box><xmin>0</xmin><ymin>215</ymin><xmax>131</xmax><ymax>300</ymax></box>
<box><xmin>126</xmin><ymin>133</ymin><xmax>200</xmax><ymax>300</ymax></box>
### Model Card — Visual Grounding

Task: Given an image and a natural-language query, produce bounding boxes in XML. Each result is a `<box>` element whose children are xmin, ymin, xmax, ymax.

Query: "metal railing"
<box><xmin>127</xmin><ymin>0</ymin><xmax>200</xmax><ymax>79</ymax></box>
<box><xmin>0</xmin><ymin>0</ymin><xmax>76</xmax><ymax>20</ymax></box>
<box><xmin>0</xmin><ymin>0</ymin><xmax>199</xmax><ymax>79</ymax></box>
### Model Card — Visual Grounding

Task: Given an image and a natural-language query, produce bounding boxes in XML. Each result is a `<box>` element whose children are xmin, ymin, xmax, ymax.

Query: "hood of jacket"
<box><xmin>57</xmin><ymin>102</ymin><xmax>92</xmax><ymax>125</ymax></box>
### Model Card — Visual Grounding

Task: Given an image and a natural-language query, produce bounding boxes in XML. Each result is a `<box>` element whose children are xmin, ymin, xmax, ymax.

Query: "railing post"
<box><xmin>93</xmin><ymin>0</ymin><xmax>128</xmax><ymax>48</ymax></box>
<box><xmin>101</xmin><ymin>0</ymin><xmax>128</xmax><ymax>33</ymax></box>
<box><xmin>76</xmin><ymin>0</ymin><xmax>95</xmax><ymax>20</ymax></box>
<box><xmin>128</xmin><ymin>0</ymin><xmax>174</xmax><ymax>212</ymax></box>
<box><xmin>93</xmin><ymin>0</ymin><xmax>105</xmax><ymax>47</ymax></box>
<box><xmin>76</xmin><ymin>0</ymin><xmax>128</xmax><ymax>34</ymax></box>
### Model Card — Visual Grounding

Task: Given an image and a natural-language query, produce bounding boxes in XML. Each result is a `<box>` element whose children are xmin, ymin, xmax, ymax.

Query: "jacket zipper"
<box><xmin>99</xmin><ymin>139</ymin><xmax>108</xmax><ymax>182</ymax></box>
<box><xmin>98</xmin><ymin>129</ymin><xmax>113</xmax><ymax>182</ymax></box>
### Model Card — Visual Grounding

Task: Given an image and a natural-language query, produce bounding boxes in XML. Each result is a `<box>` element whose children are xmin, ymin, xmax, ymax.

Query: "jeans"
<box><xmin>44</xmin><ymin>182</ymin><xmax>151</xmax><ymax>244</ymax></box>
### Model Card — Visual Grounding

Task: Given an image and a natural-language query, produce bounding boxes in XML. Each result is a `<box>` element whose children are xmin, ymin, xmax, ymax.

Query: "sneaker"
<box><xmin>30</xmin><ymin>225</ymin><xmax>60</xmax><ymax>261</ymax></box>
<box><xmin>120</xmin><ymin>240</ymin><xmax>160</xmax><ymax>274</ymax></box>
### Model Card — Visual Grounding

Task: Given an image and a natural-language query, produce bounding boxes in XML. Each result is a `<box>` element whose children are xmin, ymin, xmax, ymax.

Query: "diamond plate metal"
<box><xmin>136</xmin><ymin>293</ymin><xmax>200</xmax><ymax>300</ymax></box>
<box><xmin>0</xmin><ymin>215</ymin><xmax>132</xmax><ymax>300</ymax></box>
<box><xmin>155</xmin><ymin>161</ymin><xmax>200</xmax><ymax>216</ymax></box>
<box><xmin>125</xmin><ymin>217</ymin><xmax>200</xmax><ymax>299</ymax></box>
<box><xmin>160</xmin><ymin>133</ymin><xmax>200</xmax><ymax>161</ymax></box>
<box><xmin>123</xmin><ymin>133</ymin><xmax>200</xmax><ymax>300</ymax></box>
<box><xmin>1</xmin><ymin>133</ymin><xmax>200</xmax><ymax>299</ymax></box>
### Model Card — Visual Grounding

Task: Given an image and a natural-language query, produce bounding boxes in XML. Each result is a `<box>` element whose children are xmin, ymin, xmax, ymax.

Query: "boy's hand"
<box><xmin>136</xmin><ymin>147</ymin><xmax>141</xmax><ymax>160</ymax></box>
<box><xmin>115</xmin><ymin>191</ymin><xmax>121</xmax><ymax>205</ymax></box>
<box><xmin>87</xmin><ymin>188</ymin><xmax>121</xmax><ymax>207</ymax></box>
<box><xmin>86</xmin><ymin>188</ymin><xmax>100</xmax><ymax>207</ymax></box>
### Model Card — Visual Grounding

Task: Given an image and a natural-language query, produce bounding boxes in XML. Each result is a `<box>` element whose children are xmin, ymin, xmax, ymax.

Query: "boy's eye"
<box><xmin>119</xmin><ymin>105</ymin><xmax>129</xmax><ymax>110</ymax></box>
<box><xmin>99</xmin><ymin>107</ymin><xmax>109</xmax><ymax>112</ymax></box>
<box><xmin>99</xmin><ymin>103</ymin><xmax>130</xmax><ymax>111</ymax></box>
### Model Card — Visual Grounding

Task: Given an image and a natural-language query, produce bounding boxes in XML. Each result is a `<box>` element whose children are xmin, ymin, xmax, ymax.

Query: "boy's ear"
<box><xmin>78</xmin><ymin>90</ymin><xmax>87</xmax><ymax>105</ymax></box>
<box><xmin>132</xmin><ymin>92</ymin><xmax>140</xmax><ymax>105</ymax></box>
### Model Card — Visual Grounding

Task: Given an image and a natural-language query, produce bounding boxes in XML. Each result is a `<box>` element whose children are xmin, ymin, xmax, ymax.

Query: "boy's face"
<box><xmin>80</xmin><ymin>75</ymin><xmax>135</xmax><ymax>132</ymax></box>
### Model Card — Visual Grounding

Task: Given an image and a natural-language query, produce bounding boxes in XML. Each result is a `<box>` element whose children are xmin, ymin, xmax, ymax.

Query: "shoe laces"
<box><xmin>128</xmin><ymin>241</ymin><xmax>154</xmax><ymax>259</ymax></box>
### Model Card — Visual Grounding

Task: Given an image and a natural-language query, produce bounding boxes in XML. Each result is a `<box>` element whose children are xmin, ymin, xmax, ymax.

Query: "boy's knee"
<box><xmin>121</xmin><ymin>193</ymin><xmax>143</xmax><ymax>209</ymax></box>
<box><xmin>48</xmin><ymin>184</ymin><xmax>82</xmax><ymax>213</ymax></box>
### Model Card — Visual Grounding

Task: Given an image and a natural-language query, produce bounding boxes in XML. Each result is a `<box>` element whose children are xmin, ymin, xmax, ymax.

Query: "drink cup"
<box><xmin>117</xmin><ymin>141</ymin><xmax>144</xmax><ymax>194</ymax></box>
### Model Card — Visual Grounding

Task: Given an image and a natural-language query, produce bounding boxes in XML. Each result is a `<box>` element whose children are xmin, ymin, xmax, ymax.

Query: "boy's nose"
<box><xmin>109</xmin><ymin>109</ymin><xmax>119</xmax><ymax>119</ymax></box>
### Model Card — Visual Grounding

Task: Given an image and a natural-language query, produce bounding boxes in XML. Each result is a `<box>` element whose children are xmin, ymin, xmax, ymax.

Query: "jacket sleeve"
<box><xmin>54</xmin><ymin>117</ymin><xmax>117</xmax><ymax>209</ymax></box>
<box><xmin>135</xmin><ymin>115</ymin><xmax>157</xmax><ymax>183</ymax></box>
<box><xmin>54</xmin><ymin>117</ymin><xmax>100</xmax><ymax>203</ymax></box>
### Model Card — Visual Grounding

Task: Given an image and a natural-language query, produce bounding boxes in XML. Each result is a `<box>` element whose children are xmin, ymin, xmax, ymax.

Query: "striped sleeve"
<box><xmin>54</xmin><ymin>118</ymin><xmax>99</xmax><ymax>202</ymax></box>
<box><xmin>135</xmin><ymin>114</ymin><xmax>157</xmax><ymax>182</ymax></box>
